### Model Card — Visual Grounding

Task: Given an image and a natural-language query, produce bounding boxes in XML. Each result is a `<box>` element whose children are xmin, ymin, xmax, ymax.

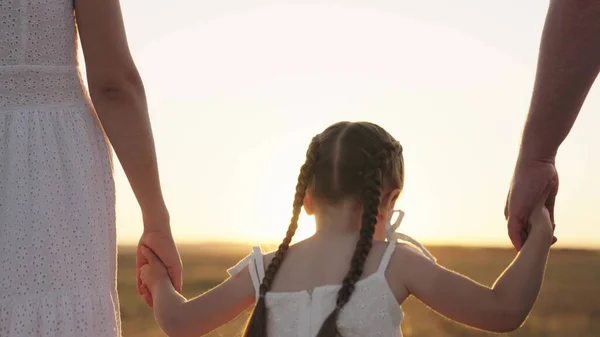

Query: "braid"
<box><xmin>243</xmin><ymin>136</ymin><xmax>320</xmax><ymax>337</ymax></box>
<box><xmin>315</xmin><ymin>146</ymin><xmax>390</xmax><ymax>337</ymax></box>
<box><xmin>384</xmin><ymin>140</ymin><xmax>402</xmax><ymax>157</ymax></box>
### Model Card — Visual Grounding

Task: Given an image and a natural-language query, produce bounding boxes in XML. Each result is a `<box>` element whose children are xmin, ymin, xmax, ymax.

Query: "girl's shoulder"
<box><xmin>389</xmin><ymin>240</ymin><xmax>437</xmax><ymax>274</ymax></box>
<box><xmin>384</xmin><ymin>238</ymin><xmax>438</xmax><ymax>298</ymax></box>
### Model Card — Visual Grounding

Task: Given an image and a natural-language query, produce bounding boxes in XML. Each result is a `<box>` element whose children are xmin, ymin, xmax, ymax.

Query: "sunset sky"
<box><xmin>86</xmin><ymin>0</ymin><xmax>600</xmax><ymax>248</ymax></box>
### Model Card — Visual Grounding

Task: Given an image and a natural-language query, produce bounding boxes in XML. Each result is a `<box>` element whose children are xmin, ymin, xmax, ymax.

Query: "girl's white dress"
<box><xmin>0</xmin><ymin>0</ymin><xmax>120</xmax><ymax>336</ymax></box>
<box><xmin>228</xmin><ymin>234</ymin><xmax>435</xmax><ymax>337</ymax></box>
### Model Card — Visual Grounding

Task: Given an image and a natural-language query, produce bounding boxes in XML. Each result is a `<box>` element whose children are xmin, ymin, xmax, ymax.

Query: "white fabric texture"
<box><xmin>228</xmin><ymin>236</ymin><xmax>434</xmax><ymax>337</ymax></box>
<box><xmin>0</xmin><ymin>0</ymin><xmax>120</xmax><ymax>336</ymax></box>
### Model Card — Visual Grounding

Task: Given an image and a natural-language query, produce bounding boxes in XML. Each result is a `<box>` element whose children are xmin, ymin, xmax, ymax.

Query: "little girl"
<box><xmin>140</xmin><ymin>121</ymin><xmax>555</xmax><ymax>337</ymax></box>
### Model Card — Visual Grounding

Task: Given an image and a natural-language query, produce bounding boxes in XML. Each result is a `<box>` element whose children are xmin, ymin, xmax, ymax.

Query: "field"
<box><xmin>117</xmin><ymin>244</ymin><xmax>600</xmax><ymax>337</ymax></box>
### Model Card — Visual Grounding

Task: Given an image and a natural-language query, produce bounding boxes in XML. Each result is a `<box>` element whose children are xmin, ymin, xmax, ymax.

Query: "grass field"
<box><xmin>117</xmin><ymin>244</ymin><xmax>600</xmax><ymax>337</ymax></box>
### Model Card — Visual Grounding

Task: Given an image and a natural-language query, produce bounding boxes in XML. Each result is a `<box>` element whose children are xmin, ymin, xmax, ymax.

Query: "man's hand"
<box><xmin>505</xmin><ymin>158</ymin><xmax>559</xmax><ymax>251</ymax></box>
<box><xmin>136</xmin><ymin>215</ymin><xmax>182</xmax><ymax>306</ymax></box>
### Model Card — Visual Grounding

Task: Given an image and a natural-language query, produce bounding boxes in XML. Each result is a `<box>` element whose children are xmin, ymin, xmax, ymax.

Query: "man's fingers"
<box><xmin>534</xmin><ymin>180</ymin><xmax>556</xmax><ymax>211</ymax></box>
<box><xmin>507</xmin><ymin>217</ymin><xmax>525</xmax><ymax>251</ymax></box>
<box><xmin>521</xmin><ymin>222</ymin><xmax>531</xmax><ymax>246</ymax></box>
<box><xmin>504</xmin><ymin>190</ymin><xmax>510</xmax><ymax>220</ymax></box>
<box><xmin>520</xmin><ymin>230</ymin><xmax>528</xmax><ymax>247</ymax></box>
<box><xmin>136</xmin><ymin>268</ymin><xmax>142</xmax><ymax>296</ymax></box>
<box><xmin>545</xmin><ymin>179</ymin><xmax>558</xmax><ymax>223</ymax></box>
<box><xmin>168</xmin><ymin>266</ymin><xmax>183</xmax><ymax>293</ymax></box>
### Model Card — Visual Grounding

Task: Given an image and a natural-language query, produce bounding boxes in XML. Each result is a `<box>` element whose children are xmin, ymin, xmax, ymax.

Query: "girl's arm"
<box><xmin>390</xmin><ymin>206</ymin><xmax>553</xmax><ymax>332</ymax></box>
<box><xmin>141</xmin><ymin>247</ymin><xmax>255</xmax><ymax>337</ymax></box>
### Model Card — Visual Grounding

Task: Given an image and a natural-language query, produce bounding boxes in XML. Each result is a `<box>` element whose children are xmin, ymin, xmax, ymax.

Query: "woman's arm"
<box><xmin>390</xmin><ymin>206</ymin><xmax>553</xmax><ymax>332</ymax></box>
<box><xmin>74</xmin><ymin>0</ymin><xmax>182</xmax><ymax>303</ymax></box>
<box><xmin>141</xmin><ymin>247</ymin><xmax>255</xmax><ymax>337</ymax></box>
<box><xmin>74</xmin><ymin>0</ymin><xmax>168</xmax><ymax>220</ymax></box>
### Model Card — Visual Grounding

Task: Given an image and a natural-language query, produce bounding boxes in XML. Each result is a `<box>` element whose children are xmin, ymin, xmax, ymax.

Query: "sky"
<box><xmin>85</xmin><ymin>0</ymin><xmax>600</xmax><ymax>248</ymax></box>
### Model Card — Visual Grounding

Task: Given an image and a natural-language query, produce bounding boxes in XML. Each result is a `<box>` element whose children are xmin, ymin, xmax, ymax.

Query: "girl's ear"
<box><xmin>379</xmin><ymin>188</ymin><xmax>401</xmax><ymax>219</ymax></box>
<box><xmin>388</xmin><ymin>188</ymin><xmax>401</xmax><ymax>208</ymax></box>
<box><xmin>303</xmin><ymin>192</ymin><xmax>315</xmax><ymax>215</ymax></box>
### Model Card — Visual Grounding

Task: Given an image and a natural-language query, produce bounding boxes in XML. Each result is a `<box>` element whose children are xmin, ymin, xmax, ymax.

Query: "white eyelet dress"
<box><xmin>0</xmin><ymin>1</ymin><xmax>120</xmax><ymax>336</ymax></box>
<box><xmin>227</xmin><ymin>235</ymin><xmax>435</xmax><ymax>337</ymax></box>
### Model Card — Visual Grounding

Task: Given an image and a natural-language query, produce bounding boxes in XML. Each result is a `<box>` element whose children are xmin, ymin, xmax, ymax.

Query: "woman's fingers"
<box><xmin>141</xmin><ymin>245</ymin><xmax>162</xmax><ymax>265</ymax></box>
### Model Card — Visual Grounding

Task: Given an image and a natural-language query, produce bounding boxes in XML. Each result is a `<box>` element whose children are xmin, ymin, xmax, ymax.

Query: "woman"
<box><xmin>0</xmin><ymin>0</ymin><xmax>181</xmax><ymax>335</ymax></box>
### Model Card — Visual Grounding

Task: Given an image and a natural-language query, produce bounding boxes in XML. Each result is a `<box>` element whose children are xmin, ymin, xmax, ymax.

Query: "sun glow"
<box><xmin>104</xmin><ymin>1</ymin><xmax>600</xmax><ymax>249</ymax></box>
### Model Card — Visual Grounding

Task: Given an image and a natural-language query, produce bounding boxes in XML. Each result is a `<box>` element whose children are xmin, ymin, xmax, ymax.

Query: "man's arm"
<box><xmin>520</xmin><ymin>0</ymin><xmax>600</xmax><ymax>161</ymax></box>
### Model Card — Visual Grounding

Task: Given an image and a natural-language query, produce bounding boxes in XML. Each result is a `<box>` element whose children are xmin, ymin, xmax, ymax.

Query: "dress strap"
<box><xmin>226</xmin><ymin>246</ymin><xmax>265</xmax><ymax>300</ymax></box>
<box><xmin>377</xmin><ymin>241</ymin><xmax>398</xmax><ymax>274</ymax></box>
<box><xmin>252</xmin><ymin>246</ymin><xmax>266</xmax><ymax>281</ymax></box>
<box><xmin>395</xmin><ymin>233</ymin><xmax>437</xmax><ymax>263</ymax></box>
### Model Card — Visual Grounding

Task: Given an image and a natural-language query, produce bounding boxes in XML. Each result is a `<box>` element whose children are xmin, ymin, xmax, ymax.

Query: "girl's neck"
<box><xmin>312</xmin><ymin>200</ymin><xmax>385</xmax><ymax>241</ymax></box>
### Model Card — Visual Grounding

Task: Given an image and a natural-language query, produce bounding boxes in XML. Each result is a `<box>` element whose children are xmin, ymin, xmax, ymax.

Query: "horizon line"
<box><xmin>118</xmin><ymin>240</ymin><xmax>600</xmax><ymax>251</ymax></box>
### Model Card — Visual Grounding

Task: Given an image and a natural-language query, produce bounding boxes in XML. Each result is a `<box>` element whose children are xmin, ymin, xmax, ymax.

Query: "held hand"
<box><xmin>505</xmin><ymin>158</ymin><xmax>558</xmax><ymax>251</ymax></box>
<box><xmin>140</xmin><ymin>245</ymin><xmax>170</xmax><ymax>293</ymax></box>
<box><xmin>527</xmin><ymin>180</ymin><xmax>555</xmax><ymax>240</ymax></box>
<box><xmin>136</xmin><ymin>224</ymin><xmax>182</xmax><ymax>307</ymax></box>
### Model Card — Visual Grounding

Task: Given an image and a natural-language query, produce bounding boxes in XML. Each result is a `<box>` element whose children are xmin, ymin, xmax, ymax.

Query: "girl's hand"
<box><xmin>140</xmin><ymin>245</ymin><xmax>171</xmax><ymax>293</ymax></box>
<box><xmin>526</xmin><ymin>181</ymin><xmax>556</xmax><ymax>241</ymax></box>
<box><xmin>137</xmin><ymin>215</ymin><xmax>182</xmax><ymax>307</ymax></box>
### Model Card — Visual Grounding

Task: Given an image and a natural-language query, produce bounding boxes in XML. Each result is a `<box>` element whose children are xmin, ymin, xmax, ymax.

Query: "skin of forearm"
<box><xmin>88</xmin><ymin>76</ymin><xmax>169</xmax><ymax>225</ymax></box>
<box><xmin>151</xmin><ymin>281</ymin><xmax>189</xmax><ymax>337</ymax></box>
<box><xmin>491</xmin><ymin>229</ymin><xmax>551</xmax><ymax>326</ymax></box>
<box><xmin>521</xmin><ymin>0</ymin><xmax>600</xmax><ymax>160</ymax></box>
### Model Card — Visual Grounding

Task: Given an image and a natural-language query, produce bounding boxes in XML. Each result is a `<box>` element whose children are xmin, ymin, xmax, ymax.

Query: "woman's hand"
<box><xmin>140</xmin><ymin>245</ymin><xmax>171</xmax><ymax>293</ymax></box>
<box><xmin>136</xmin><ymin>212</ymin><xmax>182</xmax><ymax>307</ymax></box>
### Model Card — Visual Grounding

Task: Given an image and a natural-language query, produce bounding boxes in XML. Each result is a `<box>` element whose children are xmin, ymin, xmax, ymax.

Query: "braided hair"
<box><xmin>244</xmin><ymin>122</ymin><xmax>404</xmax><ymax>337</ymax></box>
